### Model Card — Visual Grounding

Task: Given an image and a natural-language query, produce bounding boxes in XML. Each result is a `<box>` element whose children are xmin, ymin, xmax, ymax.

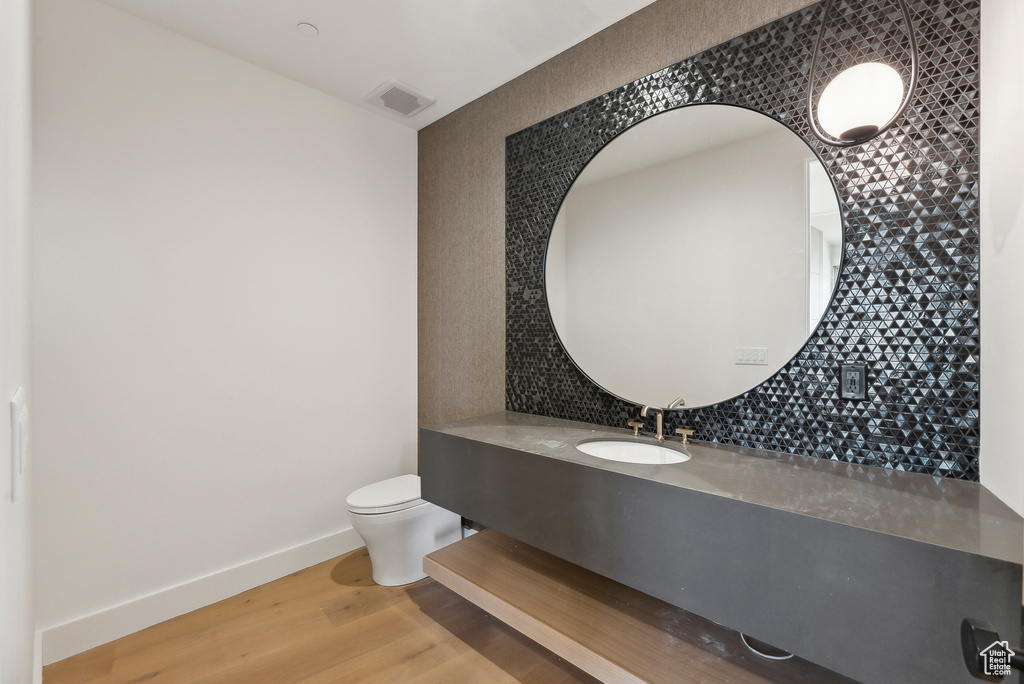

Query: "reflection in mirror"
<box><xmin>545</xmin><ymin>105</ymin><xmax>842</xmax><ymax>409</ymax></box>
<box><xmin>808</xmin><ymin>159</ymin><xmax>842</xmax><ymax>333</ymax></box>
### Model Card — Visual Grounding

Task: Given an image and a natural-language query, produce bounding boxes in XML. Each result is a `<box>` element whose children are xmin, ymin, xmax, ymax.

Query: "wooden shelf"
<box><xmin>424</xmin><ymin>529</ymin><xmax>854</xmax><ymax>684</ymax></box>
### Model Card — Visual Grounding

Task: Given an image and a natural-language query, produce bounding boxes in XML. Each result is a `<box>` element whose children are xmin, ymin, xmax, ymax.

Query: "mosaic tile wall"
<box><xmin>505</xmin><ymin>0</ymin><xmax>980</xmax><ymax>480</ymax></box>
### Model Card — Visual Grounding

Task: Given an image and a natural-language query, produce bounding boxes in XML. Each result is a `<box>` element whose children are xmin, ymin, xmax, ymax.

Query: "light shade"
<box><xmin>817</xmin><ymin>62</ymin><xmax>904</xmax><ymax>141</ymax></box>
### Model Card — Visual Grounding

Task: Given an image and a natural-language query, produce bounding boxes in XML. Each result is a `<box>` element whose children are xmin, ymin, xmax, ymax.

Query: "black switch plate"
<box><xmin>840</xmin><ymin>364</ymin><xmax>867</xmax><ymax>401</ymax></box>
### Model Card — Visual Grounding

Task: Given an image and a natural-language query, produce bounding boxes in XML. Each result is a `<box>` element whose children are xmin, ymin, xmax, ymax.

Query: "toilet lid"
<box><xmin>346</xmin><ymin>474</ymin><xmax>425</xmax><ymax>514</ymax></box>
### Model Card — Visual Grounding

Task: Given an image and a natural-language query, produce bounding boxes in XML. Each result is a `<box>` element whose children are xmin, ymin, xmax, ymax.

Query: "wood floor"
<box><xmin>43</xmin><ymin>546</ymin><xmax>601</xmax><ymax>684</ymax></box>
<box><xmin>45</xmin><ymin>542</ymin><xmax>851</xmax><ymax>684</ymax></box>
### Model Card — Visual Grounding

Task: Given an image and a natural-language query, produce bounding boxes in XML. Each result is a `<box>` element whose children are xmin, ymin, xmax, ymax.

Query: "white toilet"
<box><xmin>346</xmin><ymin>474</ymin><xmax>462</xmax><ymax>586</ymax></box>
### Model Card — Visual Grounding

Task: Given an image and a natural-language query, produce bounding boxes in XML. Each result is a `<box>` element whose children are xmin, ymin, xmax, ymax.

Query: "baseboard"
<box><xmin>40</xmin><ymin>527</ymin><xmax>363</xmax><ymax>665</ymax></box>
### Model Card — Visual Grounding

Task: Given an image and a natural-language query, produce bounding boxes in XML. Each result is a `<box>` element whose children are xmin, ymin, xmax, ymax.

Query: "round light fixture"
<box><xmin>817</xmin><ymin>62</ymin><xmax>904</xmax><ymax>142</ymax></box>
<box><xmin>807</xmin><ymin>0</ymin><xmax>918</xmax><ymax>147</ymax></box>
<box><xmin>296</xmin><ymin>22</ymin><xmax>318</xmax><ymax>37</ymax></box>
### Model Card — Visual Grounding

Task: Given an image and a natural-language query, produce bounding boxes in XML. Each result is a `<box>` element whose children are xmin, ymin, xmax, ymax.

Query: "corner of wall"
<box><xmin>33</xmin><ymin>631</ymin><xmax>42</xmax><ymax>684</ymax></box>
<box><xmin>980</xmin><ymin>0</ymin><xmax>1024</xmax><ymax>517</ymax></box>
<box><xmin>1</xmin><ymin>0</ymin><xmax>35</xmax><ymax>680</ymax></box>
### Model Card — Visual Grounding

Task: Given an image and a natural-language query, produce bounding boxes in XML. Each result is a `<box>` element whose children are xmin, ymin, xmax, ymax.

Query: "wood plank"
<box><xmin>405</xmin><ymin>580</ymin><xmax>597</xmax><ymax>682</ymax></box>
<box><xmin>45</xmin><ymin>537</ymin><xmax>859</xmax><ymax>684</ymax></box>
<box><xmin>41</xmin><ymin>642</ymin><xmax>116</xmax><ymax>684</ymax></box>
<box><xmin>44</xmin><ymin>545</ymin><xmax>599</xmax><ymax>684</ymax></box>
<box><xmin>106</xmin><ymin>571</ymin><xmax>336</xmax><ymax>683</ymax></box>
<box><xmin>424</xmin><ymin>529</ymin><xmax>857</xmax><ymax>684</ymax></box>
<box><xmin>190</xmin><ymin>599</ymin><xmax>443</xmax><ymax>684</ymax></box>
<box><xmin>321</xmin><ymin>577</ymin><xmax>429</xmax><ymax>628</ymax></box>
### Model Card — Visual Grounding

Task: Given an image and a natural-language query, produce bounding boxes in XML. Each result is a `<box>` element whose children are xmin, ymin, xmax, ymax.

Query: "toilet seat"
<box><xmin>346</xmin><ymin>474</ymin><xmax>426</xmax><ymax>515</ymax></box>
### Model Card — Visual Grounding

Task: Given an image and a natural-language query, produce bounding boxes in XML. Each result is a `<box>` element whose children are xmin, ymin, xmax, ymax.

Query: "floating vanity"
<box><xmin>425</xmin><ymin>528</ymin><xmax>854</xmax><ymax>683</ymax></box>
<box><xmin>420</xmin><ymin>411</ymin><xmax>1023</xmax><ymax>684</ymax></box>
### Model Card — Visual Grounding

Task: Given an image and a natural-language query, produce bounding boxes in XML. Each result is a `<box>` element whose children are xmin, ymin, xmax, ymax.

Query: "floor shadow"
<box><xmin>328</xmin><ymin>547</ymin><xmax>374</xmax><ymax>587</ymax></box>
<box><xmin>406</xmin><ymin>580</ymin><xmax>601</xmax><ymax>684</ymax></box>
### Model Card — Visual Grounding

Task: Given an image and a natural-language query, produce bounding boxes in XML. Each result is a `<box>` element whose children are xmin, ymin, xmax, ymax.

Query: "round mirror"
<box><xmin>545</xmin><ymin>104</ymin><xmax>842</xmax><ymax>409</ymax></box>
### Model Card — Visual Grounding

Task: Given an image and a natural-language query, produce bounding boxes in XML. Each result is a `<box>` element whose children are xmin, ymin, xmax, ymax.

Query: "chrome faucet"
<box><xmin>640</xmin><ymin>405</ymin><xmax>665</xmax><ymax>442</ymax></box>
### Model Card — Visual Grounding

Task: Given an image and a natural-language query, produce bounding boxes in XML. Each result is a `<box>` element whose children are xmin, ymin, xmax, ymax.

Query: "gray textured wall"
<box><xmin>418</xmin><ymin>0</ymin><xmax>820</xmax><ymax>427</ymax></box>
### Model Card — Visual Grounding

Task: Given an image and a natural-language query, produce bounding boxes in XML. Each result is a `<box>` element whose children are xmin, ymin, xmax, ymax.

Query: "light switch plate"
<box><xmin>735</xmin><ymin>347</ymin><xmax>768</xmax><ymax>365</ymax></box>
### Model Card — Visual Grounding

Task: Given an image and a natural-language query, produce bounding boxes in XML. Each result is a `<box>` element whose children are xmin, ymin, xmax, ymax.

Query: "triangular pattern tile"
<box><xmin>505</xmin><ymin>0</ymin><xmax>980</xmax><ymax>481</ymax></box>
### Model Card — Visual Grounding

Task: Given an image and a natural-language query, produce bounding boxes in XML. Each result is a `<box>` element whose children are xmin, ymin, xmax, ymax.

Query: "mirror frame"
<box><xmin>542</xmin><ymin>102</ymin><xmax>845</xmax><ymax>410</ymax></box>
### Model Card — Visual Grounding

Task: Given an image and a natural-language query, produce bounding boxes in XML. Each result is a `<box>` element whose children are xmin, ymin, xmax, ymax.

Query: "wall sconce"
<box><xmin>808</xmin><ymin>0</ymin><xmax>919</xmax><ymax>146</ymax></box>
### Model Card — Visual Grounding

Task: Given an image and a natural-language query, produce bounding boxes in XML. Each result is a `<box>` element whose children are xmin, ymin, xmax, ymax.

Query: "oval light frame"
<box><xmin>808</xmin><ymin>0</ymin><xmax>919</xmax><ymax>146</ymax></box>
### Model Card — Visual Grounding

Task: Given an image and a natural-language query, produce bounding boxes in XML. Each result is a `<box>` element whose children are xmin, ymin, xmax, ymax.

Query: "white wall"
<box><xmin>32</xmin><ymin>0</ymin><xmax>418</xmax><ymax>662</ymax></box>
<box><xmin>0</xmin><ymin>0</ymin><xmax>35</xmax><ymax>680</ymax></box>
<box><xmin>981</xmin><ymin>0</ymin><xmax>1024</xmax><ymax>516</ymax></box>
<box><xmin>546</xmin><ymin>210</ymin><xmax>567</xmax><ymax>334</ymax></box>
<box><xmin>557</xmin><ymin>129</ymin><xmax>810</xmax><ymax>407</ymax></box>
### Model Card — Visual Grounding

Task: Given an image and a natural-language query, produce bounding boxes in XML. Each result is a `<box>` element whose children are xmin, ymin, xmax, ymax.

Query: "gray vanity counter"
<box><xmin>427</xmin><ymin>410</ymin><xmax>1021</xmax><ymax>565</ymax></box>
<box><xmin>421</xmin><ymin>410</ymin><xmax>1023</xmax><ymax>684</ymax></box>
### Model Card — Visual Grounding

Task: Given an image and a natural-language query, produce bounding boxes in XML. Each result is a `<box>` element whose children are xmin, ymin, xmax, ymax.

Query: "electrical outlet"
<box><xmin>840</xmin><ymin>364</ymin><xmax>867</xmax><ymax>400</ymax></box>
<box><xmin>735</xmin><ymin>347</ymin><xmax>768</xmax><ymax>365</ymax></box>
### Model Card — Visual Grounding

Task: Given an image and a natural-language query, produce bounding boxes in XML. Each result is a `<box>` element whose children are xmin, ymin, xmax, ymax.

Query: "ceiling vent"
<box><xmin>365</xmin><ymin>80</ymin><xmax>436</xmax><ymax>118</ymax></box>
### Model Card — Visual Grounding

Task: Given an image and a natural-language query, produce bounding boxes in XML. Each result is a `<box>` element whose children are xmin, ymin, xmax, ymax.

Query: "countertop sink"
<box><xmin>420</xmin><ymin>411</ymin><xmax>1024</xmax><ymax>684</ymax></box>
<box><xmin>576</xmin><ymin>439</ymin><xmax>690</xmax><ymax>464</ymax></box>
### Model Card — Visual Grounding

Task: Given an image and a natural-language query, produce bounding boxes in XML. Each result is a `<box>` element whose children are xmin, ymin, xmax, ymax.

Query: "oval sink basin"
<box><xmin>576</xmin><ymin>439</ymin><xmax>690</xmax><ymax>465</ymax></box>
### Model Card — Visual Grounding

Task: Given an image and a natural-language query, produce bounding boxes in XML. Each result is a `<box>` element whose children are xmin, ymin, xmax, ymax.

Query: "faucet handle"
<box><xmin>627</xmin><ymin>420</ymin><xmax>643</xmax><ymax>437</ymax></box>
<box><xmin>675</xmin><ymin>428</ymin><xmax>695</xmax><ymax>444</ymax></box>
